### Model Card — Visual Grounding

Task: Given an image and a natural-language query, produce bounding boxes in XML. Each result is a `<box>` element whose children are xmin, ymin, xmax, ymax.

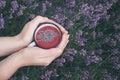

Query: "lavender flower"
<box><xmin>79</xmin><ymin>49</ymin><xmax>87</xmax><ymax>56</ymax></box>
<box><xmin>85</xmin><ymin>51</ymin><xmax>102</xmax><ymax>65</ymax></box>
<box><xmin>29</xmin><ymin>3</ymin><xmax>38</xmax><ymax>10</ymax></box>
<box><xmin>80</xmin><ymin>71</ymin><xmax>90</xmax><ymax>80</ymax></box>
<box><xmin>110</xmin><ymin>49</ymin><xmax>119</xmax><ymax>55</ymax></box>
<box><xmin>11</xmin><ymin>0</ymin><xmax>19</xmax><ymax>11</ymax></box>
<box><xmin>39</xmin><ymin>69</ymin><xmax>59</xmax><ymax>80</ymax></box>
<box><xmin>63</xmin><ymin>48</ymin><xmax>77</xmax><ymax>62</ymax></box>
<box><xmin>96</xmin><ymin>49</ymin><xmax>103</xmax><ymax>54</ymax></box>
<box><xmin>65</xmin><ymin>0</ymin><xmax>76</xmax><ymax>8</ymax></box>
<box><xmin>17</xmin><ymin>5</ymin><xmax>26</xmax><ymax>16</ymax></box>
<box><xmin>17</xmin><ymin>10</ymin><xmax>23</xmax><ymax>16</ymax></box>
<box><xmin>0</xmin><ymin>14</ymin><xmax>4</xmax><ymax>29</ymax></box>
<box><xmin>79</xmin><ymin>0</ymin><xmax>118</xmax><ymax>28</ymax></box>
<box><xmin>45</xmin><ymin>0</ymin><xmax>52</xmax><ymax>7</ymax></box>
<box><xmin>0</xmin><ymin>0</ymin><xmax>6</xmax><ymax>8</ymax></box>
<box><xmin>64</xmin><ymin>72</ymin><xmax>72</xmax><ymax>78</ymax></box>
<box><xmin>91</xmin><ymin>31</ymin><xmax>96</xmax><ymax>39</ymax></box>
<box><xmin>55</xmin><ymin>58</ymin><xmax>66</xmax><ymax>67</ymax></box>
<box><xmin>101</xmin><ymin>70</ymin><xmax>113</xmax><ymax>80</ymax></box>
<box><xmin>65</xmin><ymin>20</ymin><xmax>74</xmax><ymax>29</ymax></box>
<box><xmin>76</xmin><ymin>30</ymin><xmax>87</xmax><ymax>46</ymax></box>
<box><xmin>8</xmin><ymin>77</ymin><xmax>17</xmax><ymax>80</ymax></box>
<box><xmin>40</xmin><ymin>3</ymin><xmax>47</xmax><ymax>15</ymax></box>
<box><xmin>51</xmin><ymin>13</ymin><xmax>67</xmax><ymax>25</ymax></box>
<box><xmin>23</xmin><ymin>0</ymin><xmax>34</xmax><ymax>4</ymax></box>
<box><xmin>40</xmin><ymin>70</ymin><xmax>52</xmax><ymax>80</ymax></box>
<box><xmin>115</xmin><ymin>32</ymin><xmax>120</xmax><ymax>41</ymax></box>
<box><xmin>55</xmin><ymin>7</ymin><xmax>63</xmax><ymax>13</ymax></box>
<box><xmin>29</xmin><ymin>13</ymin><xmax>36</xmax><ymax>19</ymax></box>
<box><xmin>21</xmin><ymin>76</ymin><xmax>29</xmax><ymax>80</ymax></box>
<box><xmin>97</xmin><ymin>32</ymin><xmax>103</xmax><ymax>37</ymax></box>
<box><xmin>51</xmin><ymin>69</ymin><xmax>59</xmax><ymax>77</ymax></box>
<box><xmin>63</xmin><ymin>48</ymin><xmax>77</xmax><ymax>56</ymax></box>
<box><xmin>110</xmin><ymin>56</ymin><xmax>120</xmax><ymax>70</ymax></box>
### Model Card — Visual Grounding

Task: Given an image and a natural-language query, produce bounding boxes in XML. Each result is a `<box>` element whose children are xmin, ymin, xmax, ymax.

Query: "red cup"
<box><xmin>29</xmin><ymin>22</ymin><xmax>62</xmax><ymax>49</ymax></box>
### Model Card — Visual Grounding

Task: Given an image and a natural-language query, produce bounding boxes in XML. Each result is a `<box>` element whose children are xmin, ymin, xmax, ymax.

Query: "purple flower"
<box><xmin>110</xmin><ymin>49</ymin><xmax>119</xmax><ymax>55</ymax></box>
<box><xmin>55</xmin><ymin>7</ymin><xmax>63</xmax><ymax>13</ymax></box>
<box><xmin>29</xmin><ymin>3</ymin><xmax>38</xmax><ymax>10</ymax></box>
<box><xmin>63</xmin><ymin>48</ymin><xmax>77</xmax><ymax>62</ymax></box>
<box><xmin>29</xmin><ymin>13</ymin><xmax>36</xmax><ymax>19</ymax></box>
<box><xmin>51</xmin><ymin>69</ymin><xmax>59</xmax><ymax>77</ymax></box>
<box><xmin>45</xmin><ymin>1</ymin><xmax>52</xmax><ymax>7</ymax></box>
<box><xmin>97</xmin><ymin>32</ymin><xmax>103</xmax><ymax>37</ymax></box>
<box><xmin>76</xmin><ymin>30</ymin><xmax>87</xmax><ymax>46</ymax></box>
<box><xmin>64</xmin><ymin>72</ymin><xmax>72</xmax><ymax>78</ymax></box>
<box><xmin>66</xmin><ymin>55</ymin><xmax>74</xmax><ymax>62</ymax></box>
<box><xmin>79</xmin><ymin>1</ymin><xmax>118</xmax><ymax>28</ymax></box>
<box><xmin>113</xmin><ymin>24</ymin><xmax>120</xmax><ymax>30</ymax></box>
<box><xmin>110</xmin><ymin>56</ymin><xmax>120</xmax><ymax>70</ymax></box>
<box><xmin>79</xmin><ymin>49</ymin><xmax>87</xmax><ymax>56</ymax></box>
<box><xmin>76</xmin><ymin>30</ymin><xmax>83</xmax><ymax>36</ymax></box>
<box><xmin>115</xmin><ymin>32</ymin><xmax>120</xmax><ymax>41</ymax></box>
<box><xmin>96</xmin><ymin>49</ymin><xmax>103</xmax><ymax>54</ymax></box>
<box><xmin>91</xmin><ymin>31</ymin><xmax>96</xmax><ymax>39</ymax></box>
<box><xmin>63</xmin><ymin>48</ymin><xmax>77</xmax><ymax>56</ymax></box>
<box><xmin>0</xmin><ymin>0</ymin><xmax>6</xmax><ymax>8</ymax></box>
<box><xmin>39</xmin><ymin>69</ymin><xmax>59</xmax><ymax>80</ymax></box>
<box><xmin>65</xmin><ymin>0</ymin><xmax>76</xmax><ymax>8</ymax></box>
<box><xmin>65</xmin><ymin>20</ymin><xmax>74</xmax><ymax>29</ymax></box>
<box><xmin>23</xmin><ymin>0</ymin><xmax>34</xmax><ymax>4</ymax></box>
<box><xmin>51</xmin><ymin>13</ymin><xmax>67</xmax><ymax>24</ymax></box>
<box><xmin>17</xmin><ymin>5</ymin><xmax>26</xmax><ymax>16</ymax></box>
<box><xmin>55</xmin><ymin>58</ymin><xmax>66</xmax><ymax>67</ymax></box>
<box><xmin>8</xmin><ymin>77</ymin><xmax>17</xmax><ymax>80</ymax></box>
<box><xmin>40</xmin><ymin>3</ymin><xmax>47</xmax><ymax>15</ymax></box>
<box><xmin>80</xmin><ymin>71</ymin><xmax>90</xmax><ymax>80</ymax></box>
<box><xmin>21</xmin><ymin>76</ymin><xmax>29</xmax><ymax>80</ymax></box>
<box><xmin>17</xmin><ymin>10</ymin><xmax>23</xmax><ymax>16</ymax></box>
<box><xmin>85</xmin><ymin>51</ymin><xmax>102</xmax><ymax>65</ymax></box>
<box><xmin>101</xmin><ymin>70</ymin><xmax>113</xmax><ymax>80</ymax></box>
<box><xmin>0</xmin><ymin>14</ymin><xmax>4</xmax><ymax>29</ymax></box>
<box><xmin>11</xmin><ymin>0</ymin><xmax>19</xmax><ymax>11</ymax></box>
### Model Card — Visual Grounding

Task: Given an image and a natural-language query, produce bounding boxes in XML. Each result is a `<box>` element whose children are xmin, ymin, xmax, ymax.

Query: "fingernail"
<box><xmin>66</xmin><ymin>31</ymin><xmax>68</xmax><ymax>34</ymax></box>
<box><xmin>68</xmin><ymin>35</ymin><xmax>70</xmax><ymax>38</ymax></box>
<box><xmin>67</xmin><ymin>40</ymin><xmax>69</xmax><ymax>43</ymax></box>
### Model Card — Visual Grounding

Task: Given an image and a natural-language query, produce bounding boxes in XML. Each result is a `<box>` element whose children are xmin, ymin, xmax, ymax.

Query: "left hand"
<box><xmin>18</xmin><ymin>16</ymin><xmax>67</xmax><ymax>47</ymax></box>
<box><xmin>18</xmin><ymin>16</ymin><xmax>49</xmax><ymax>46</ymax></box>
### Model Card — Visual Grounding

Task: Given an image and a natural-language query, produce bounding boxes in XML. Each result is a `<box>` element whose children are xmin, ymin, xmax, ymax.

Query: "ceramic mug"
<box><xmin>28</xmin><ymin>22</ymin><xmax>62</xmax><ymax>49</ymax></box>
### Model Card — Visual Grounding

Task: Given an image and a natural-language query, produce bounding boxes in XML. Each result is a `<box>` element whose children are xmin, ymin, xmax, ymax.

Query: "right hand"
<box><xmin>17</xmin><ymin>31</ymin><xmax>69</xmax><ymax>67</ymax></box>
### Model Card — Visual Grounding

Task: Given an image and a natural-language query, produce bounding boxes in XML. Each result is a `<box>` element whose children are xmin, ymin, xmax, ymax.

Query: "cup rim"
<box><xmin>33</xmin><ymin>22</ymin><xmax>62</xmax><ymax>49</ymax></box>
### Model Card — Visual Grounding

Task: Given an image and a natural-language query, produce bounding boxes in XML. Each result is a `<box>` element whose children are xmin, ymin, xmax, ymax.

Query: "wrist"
<box><xmin>14</xmin><ymin>34</ymin><xmax>29</xmax><ymax>47</ymax></box>
<box><xmin>13</xmin><ymin>49</ymin><xmax>29</xmax><ymax>67</ymax></box>
<box><xmin>0</xmin><ymin>52</ymin><xmax>23</xmax><ymax>79</ymax></box>
<box><xmin>8</xmin><ymin>52</ymin><xmax>24</xmax><ymax>69</ymax></box>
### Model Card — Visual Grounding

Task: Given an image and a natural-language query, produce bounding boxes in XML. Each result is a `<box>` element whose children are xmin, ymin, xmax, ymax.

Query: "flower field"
<box><xmin>0</xmin><ymin>0</ymin><xmax>120</xmax><ymax>80</ymax></box>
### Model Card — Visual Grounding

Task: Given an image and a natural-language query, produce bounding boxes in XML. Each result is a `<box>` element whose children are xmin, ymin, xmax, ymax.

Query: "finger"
<box><xmin>61</xmin><ymin>37</ymin><xmax>69</xmax><ymax>50</ymax></box>
<box><xmin>57</xmin><ymin>33</ymin><xmax>69</xmax><ymax>50</ymax></box>
<box><xmin>29</xmin><ymin>16</ymin><xmax>48</xmax><ymax>26</ymax></box>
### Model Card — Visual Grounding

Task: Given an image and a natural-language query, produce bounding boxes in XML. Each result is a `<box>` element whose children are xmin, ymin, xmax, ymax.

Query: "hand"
<box><xmin>18</xmin><ymin>16</ymin><xmax>67</xmax><ymax>47</ymax></box>
<box><xmin>16</xmin><ymin>31</ymin><xmax>69</xmax><ymax>67</ymax></box>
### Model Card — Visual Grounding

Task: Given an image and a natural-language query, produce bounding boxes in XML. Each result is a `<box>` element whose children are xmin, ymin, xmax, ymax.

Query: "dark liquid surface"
<box><xmin>35</xmin><ymin>26</ymin><xmax>61</xmax><ymax>49</ymax></box>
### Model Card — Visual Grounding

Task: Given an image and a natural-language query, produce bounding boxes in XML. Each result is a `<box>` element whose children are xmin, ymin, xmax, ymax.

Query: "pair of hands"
<box><xmin>12</xmin><ymin>16</ymin><xmax>69</xmax><ymax>67</ymax></box>
<box><xmin>0</xmin><ymin>16</ymin><xmax>69</xmax><ymax>80</ymax></box>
